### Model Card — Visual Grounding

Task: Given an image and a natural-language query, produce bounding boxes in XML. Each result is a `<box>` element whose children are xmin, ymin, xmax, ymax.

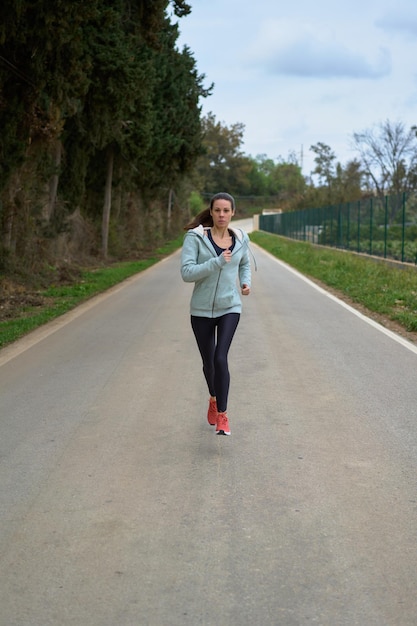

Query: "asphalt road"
<box><xmin>1</xmin><ymin>220</ymin><xmax>416</xmax><ymax>626</ymax></box>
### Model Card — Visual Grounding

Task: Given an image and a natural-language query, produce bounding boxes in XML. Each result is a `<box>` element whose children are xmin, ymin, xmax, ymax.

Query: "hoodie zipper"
<box><xmin>211</xmin><ymin>268</ymin><xmax>223</xmax><ymax>316</ymax></box>
<box><xmin>199</xmin><ymin>228</ymin><xmax>245</xmax><ymax>315</ymax></box>
<box><xmin>199</xmin><ymin>231</ymin><xmax>222</xmax><ymax>316</ymax></box>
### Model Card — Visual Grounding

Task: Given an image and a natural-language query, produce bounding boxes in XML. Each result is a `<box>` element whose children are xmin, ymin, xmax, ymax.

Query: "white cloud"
<box><xmin>376</xmin><ymin>11</ymin><xmax>417</xmax><ymax>38</ymax></box>
<box><xmin>247</xmin><ymin>19</ymin><xmax>391</xmax><ymax>79</ymax></box>
<box><xmin>265</xmin><ymin>40</ymin><xmax>390</xmax><ymax>79</ymax></box>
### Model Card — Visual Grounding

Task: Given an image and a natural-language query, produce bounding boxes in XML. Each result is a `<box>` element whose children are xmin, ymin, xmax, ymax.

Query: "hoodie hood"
<box><xmin>191</xmin><ymin>224</ymin><xmax>245</xmax><ymax>243</ymax></box>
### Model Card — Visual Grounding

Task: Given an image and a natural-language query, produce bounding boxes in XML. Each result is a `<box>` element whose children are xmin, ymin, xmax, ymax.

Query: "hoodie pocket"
<box><xmin>214</xmin><ymin>292</ymin><xmax>238</xmax><ymax>309</ymax></box>
<box><xmin>213</xmin><ymin>275</ymin><xmax>240</xmax><ymax>309</ymax></box>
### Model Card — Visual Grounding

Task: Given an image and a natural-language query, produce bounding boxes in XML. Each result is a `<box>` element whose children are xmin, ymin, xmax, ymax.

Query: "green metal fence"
<box><xmin>259</xmin><ymin>193</ymin><xmax>417</xmax><ymax>264</ymax></box>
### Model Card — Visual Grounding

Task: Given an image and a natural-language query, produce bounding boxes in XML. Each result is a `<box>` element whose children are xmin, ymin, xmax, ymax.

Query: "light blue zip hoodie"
<box><xmin>181</xmin><ymin>225</ymin><xmax>251</xmax><ymax>318</ymax></box>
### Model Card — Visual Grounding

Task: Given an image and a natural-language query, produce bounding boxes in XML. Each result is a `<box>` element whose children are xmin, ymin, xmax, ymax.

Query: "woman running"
<box><xmin>181</xmin><ymin>192</ymin><xmax>251</xmax><ymax>435</ymax></box>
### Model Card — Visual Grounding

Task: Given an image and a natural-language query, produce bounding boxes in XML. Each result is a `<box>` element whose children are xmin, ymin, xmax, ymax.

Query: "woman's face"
<box><xmin>210</xmin><ymin>199</ymin><xmax>235</xmax><ymax>229</ymax></box>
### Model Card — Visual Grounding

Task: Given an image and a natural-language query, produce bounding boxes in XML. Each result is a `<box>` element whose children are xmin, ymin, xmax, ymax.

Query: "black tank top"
<box><xmin>208</xmin><ymin>229</ymin><xmax>236</xmax><ymax>256</ymax></box>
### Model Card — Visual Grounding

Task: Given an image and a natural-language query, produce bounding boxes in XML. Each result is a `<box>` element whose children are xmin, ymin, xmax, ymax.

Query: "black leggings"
<box><xmin>191</xmin><ymin>313</ymin><xmax>240</xmax><ymax>413</ymax></box>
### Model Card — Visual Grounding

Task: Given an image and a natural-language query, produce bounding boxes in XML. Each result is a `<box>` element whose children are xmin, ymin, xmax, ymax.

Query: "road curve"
<box><xmin>0</xmin><ymin>223</ymin><xmax>416</xmax><ymax>626</ymax></box>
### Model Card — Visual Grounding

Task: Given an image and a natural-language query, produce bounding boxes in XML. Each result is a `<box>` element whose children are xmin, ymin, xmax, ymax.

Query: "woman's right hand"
<box><xmin>222</xmin><ymin>249</ymin><xmax>232</xmax><ymax>263</ymax></box>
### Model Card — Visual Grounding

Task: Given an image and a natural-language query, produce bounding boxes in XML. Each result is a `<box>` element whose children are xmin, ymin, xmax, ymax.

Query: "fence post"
<box><xmin>357</xmin><ymin>200</ymin><xmax>361</xmax><ymax>253</ymax></box>
<box><xmin>347</xmin><ymin>202</ymin><xmax>350</xmax><ymax>250</ymax></box>
<box><xmin>369</xmin><ymin>197</ymin><xmax>373</xmax><ymax>255</ymax></box>
<box><xmin>329</xmin><ymin>207</ymin><xmax>333</xmax><ymax>247</ymax></box>
<box><xmin>401</xmin><ymin>192</ymin><xmax>406</xmax><ymax>262</ymax></box>
<box><xmin>384</xmin><ymin>195</ymin><xmax>388</xmax><ymax>259</ymax></box>
<box><xmin>337</xmin><ymin>204</ymin><xmax>342</xmax><ymax>247</ymax></box>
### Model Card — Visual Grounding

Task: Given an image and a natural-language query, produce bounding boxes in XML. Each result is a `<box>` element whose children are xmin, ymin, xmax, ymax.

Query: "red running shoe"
<box><xmin>216</xmin><ymin>412</ymin><xmax>231</xmax><ymax>436</ymax></box>
<box><xmin>207</xmin><ymin>398</ymin><xmax>217</xmax><ymax>426</ymax></box>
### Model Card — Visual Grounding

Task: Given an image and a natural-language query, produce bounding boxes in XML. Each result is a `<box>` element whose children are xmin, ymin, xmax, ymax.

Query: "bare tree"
<box><xmin>310</xmin><ymin>142</ymin><xmax>336</xmax><ymax>189</ymax></box>
<box><xmin>352</xmin><ymin>120</ymin><xmax>417</xmax><ymax>198</ymax></box>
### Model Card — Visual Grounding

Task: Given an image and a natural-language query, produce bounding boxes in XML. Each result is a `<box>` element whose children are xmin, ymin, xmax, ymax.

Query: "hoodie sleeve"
<box><xmin>238</xmin><ymin>235</ymin><xmax>252</xmax><ymax>288</ymax></box>
<box><xmin>181</xmin><ymin>232</ymin><xmax>226</xmax><ymax>283</ymax></box>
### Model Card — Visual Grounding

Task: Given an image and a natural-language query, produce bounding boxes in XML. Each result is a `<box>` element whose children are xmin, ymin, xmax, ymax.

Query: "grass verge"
<box><xmin>0</xmin><ymin>236</ymin><xmax>183</xmax><ymax>350</ymax></box>
<box><xmin>250</xmin><ymin>231</ymin><xmax>417</xmax><ymax>334</ymax></box>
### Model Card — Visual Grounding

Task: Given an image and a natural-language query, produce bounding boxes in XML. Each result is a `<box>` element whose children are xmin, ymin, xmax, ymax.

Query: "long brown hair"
<box><xmin>183</xmin><ymin>192</ymin><xmax>236</xmax><ymax>230</ymax></box>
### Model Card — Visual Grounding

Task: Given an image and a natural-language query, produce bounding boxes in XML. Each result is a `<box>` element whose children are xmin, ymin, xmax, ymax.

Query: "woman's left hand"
<box><xmin>241</xmin><ymin>284</ymin><xmax>250</xmax><ymax>296</ymax></box>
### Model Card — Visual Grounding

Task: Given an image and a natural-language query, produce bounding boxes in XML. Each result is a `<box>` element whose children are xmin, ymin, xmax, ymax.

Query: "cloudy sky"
<box><xmin>176</xmin><ymin>0</ymin><xmax>417</xmax><ymax>175</ymax></box>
